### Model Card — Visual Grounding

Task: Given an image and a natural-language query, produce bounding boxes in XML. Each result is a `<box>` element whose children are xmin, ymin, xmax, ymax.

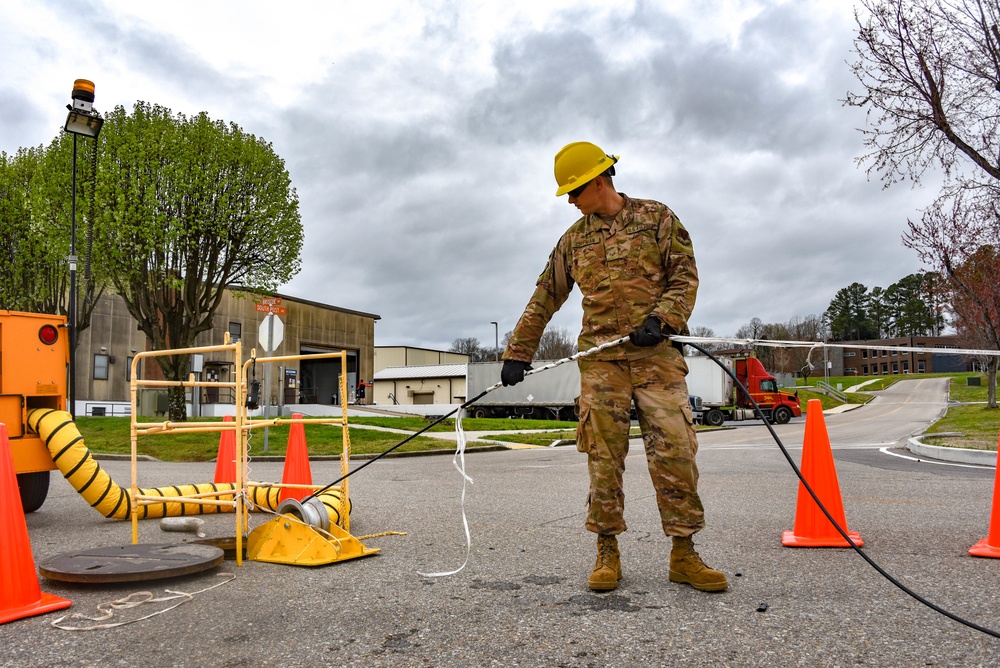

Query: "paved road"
<box><xmin>3</xmin><ymin>379</ymin><xmax>999</xmax><ymax>666</ymax></box>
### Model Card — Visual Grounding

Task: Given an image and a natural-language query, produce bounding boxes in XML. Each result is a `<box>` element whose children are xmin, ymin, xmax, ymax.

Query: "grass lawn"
<box><xmin>919</xmin><ymin>375</ymin><xmax>999</xmax><ymax>451</ymax></box>
<box><xmin>72</xmin><ymin>372</ymin><xmax>999</xmax><ymax>458</ymax></box>
<box><xmin>74</xmin><ymin>415</ymin><xmax>577</xmax><ymax>462</ymax></box>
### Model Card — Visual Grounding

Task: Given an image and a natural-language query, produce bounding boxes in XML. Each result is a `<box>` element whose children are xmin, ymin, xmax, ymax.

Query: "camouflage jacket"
<box><xmin>504</xmin><ymin>194</ymin><xmax>698</xmax><ymax>362</ymax></box>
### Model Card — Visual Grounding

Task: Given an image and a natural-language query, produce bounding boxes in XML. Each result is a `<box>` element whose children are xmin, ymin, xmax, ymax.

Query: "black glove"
<box><xmin>629</xmin><ymin>316</ymin><xmax>664</xmax><ymax>347</ymax></box>
<box><xmin>501</xmin><ymin>360</ymin><xmax>533</xmax><ymax>386</ymax></box>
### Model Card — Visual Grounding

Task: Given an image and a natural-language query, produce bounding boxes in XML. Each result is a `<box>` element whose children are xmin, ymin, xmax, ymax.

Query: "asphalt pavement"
<box><xmin>3</xmin><ymin>399</ymin><xmax>1000</xmax><ymax>667</ymax></box>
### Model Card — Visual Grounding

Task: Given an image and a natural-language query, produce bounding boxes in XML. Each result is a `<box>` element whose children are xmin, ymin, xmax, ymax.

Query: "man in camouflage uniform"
<box><xmin>501</xmin><ymin>142</ymin><xmax>726</xmax><ymax>593</ymax></box>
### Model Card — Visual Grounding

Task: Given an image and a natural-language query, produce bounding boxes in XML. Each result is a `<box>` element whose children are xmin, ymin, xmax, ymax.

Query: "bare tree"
<box><xmin>757</xmin><ymin>322</ymin><xmax>792</xmax><ymax>372</ymax></box>
<box><xmin>787</xmin><ymin>315</ymin><xmax>826</xmax><ymax>381</ymax></box>
<box><xmin>534</xmin><ymin>327</ymin><xmax>578</xmax><ymax>360</ymax></box>
<box><xmin>734</xmin><ymin>317</ymin><xmax>766</xmax><ymax>341</ymax></box>
<box><xmin>451</xmin><ymin>337</ymin><xmax>487</xmax><ymax>361</ymax></box>
<box><xmin>848</xmin><ymin>0</ymin><xmax>1000</xmax><ymax>400</ymax></box>
<box><xmin>847</xmin><ymin>0</ymin><xmax>1000</xmax><ymax>190</ymax></box>
<box><xmin>686</xmin><ymin>325</ymin><xmax>719</xmax><ymax>356</ymax></box>
<box><xmin>948</xmin><ymin>244</ymin><xmax>1000</xmax><ymax>407</ymax></box>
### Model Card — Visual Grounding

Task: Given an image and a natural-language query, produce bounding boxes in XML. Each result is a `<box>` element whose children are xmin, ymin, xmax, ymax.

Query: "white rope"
<box><xmin>419</xmin><ymin>335</ymin><xmax>629</xmax><ymax>578</ymax></box>
<box><xmin>51</xmin><ymin>573</ymin><xmax>235</xmax><ymax>631</ymax></box>
<box><xmin>669</xmin><ymin>335</ymin><xmax>1000</xmax><ymax>358</ymax></box>
<box><xmin>417</xmin><ymin>407</ymin><xmax>474</xmax><ymax>577</ymax></box>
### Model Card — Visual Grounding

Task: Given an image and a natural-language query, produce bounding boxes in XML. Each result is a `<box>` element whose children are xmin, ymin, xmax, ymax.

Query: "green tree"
<box><xmin>825</xmin><ymin>282</ymin><xmax>877</xmax><ymax>341</ymax></box>
<box><xmin>885</xmin><ymin>273</ymin><xmax>944</xmax><ymax>336</ymax></box>
<box><xmin>95</xmin><ymin>102</ymin><xmax>303</xmax><ymax>420</ymax></box>
<box><xmin>867</xmin><ymin>286</ymin><xmax>888</xmax><ymax>338</ymax></box>
<box><xmin>0</xmin><ymin>147</ymin><xmax>51</xmax><ymax>311</ymax></box>
<box><xmin>0</xmin><ymin>136</ymin><xmax>105</xmax><ymax>340</ymax></box>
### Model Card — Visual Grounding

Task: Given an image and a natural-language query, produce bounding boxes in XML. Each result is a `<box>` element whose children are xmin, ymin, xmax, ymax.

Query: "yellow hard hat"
<box><xmin>553</xmin><ymin>142</ymin><xmax>619</xmax><ymax>196</ymax></box>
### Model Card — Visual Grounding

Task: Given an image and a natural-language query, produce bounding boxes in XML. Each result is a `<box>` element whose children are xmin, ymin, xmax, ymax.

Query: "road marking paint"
<box><xmin>879</xmin><ymin>446</ymin><xmax>995</xmax><ymax>470</ymax></box>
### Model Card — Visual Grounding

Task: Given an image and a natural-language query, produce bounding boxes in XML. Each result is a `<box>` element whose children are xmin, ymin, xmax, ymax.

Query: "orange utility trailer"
<box><xmin>0</xmin><ymin>310</ymin><xmax>68</xmax><ymax>512</ymax></box>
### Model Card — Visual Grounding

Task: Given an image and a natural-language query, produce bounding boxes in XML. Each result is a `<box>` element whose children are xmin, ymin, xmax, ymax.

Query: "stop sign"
<box><xmin>258</xmin><ymin>313</ymin><xmax>284</xmax><ymax>350</ymax></box>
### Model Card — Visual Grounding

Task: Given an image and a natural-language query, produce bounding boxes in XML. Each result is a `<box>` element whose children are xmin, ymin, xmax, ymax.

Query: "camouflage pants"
<box><xmin>576</xmin><ymin>349</ymin><xmax>705</xmax><ymax>537</ymax></box>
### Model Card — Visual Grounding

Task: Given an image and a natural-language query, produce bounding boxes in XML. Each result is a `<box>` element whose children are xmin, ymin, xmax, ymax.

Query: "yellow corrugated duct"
<box><xmin>26</xmin><ymin>409</ymin><xmax>348</xmax><ymax>525</ymax></box>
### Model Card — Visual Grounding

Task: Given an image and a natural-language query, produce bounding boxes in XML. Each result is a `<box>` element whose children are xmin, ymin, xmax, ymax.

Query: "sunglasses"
<box><xmin>567</xmin><ymin>180</ymin><xmax>592</xmax><ymax>199</ymax></box>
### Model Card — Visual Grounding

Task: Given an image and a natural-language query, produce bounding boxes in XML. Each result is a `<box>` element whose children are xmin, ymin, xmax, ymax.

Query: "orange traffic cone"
<box><xmin>969</xmin><ymin>435</ymin><xmax>1000</xmax><ymax>558</ymax></box>
<box><xmin>213</xmin><ymin>415</ymin><xmax>237</xmax><ymax>484</ymax></box>
<box><xmin>782</xmin><ymin>400</ymin><xmax>863</xmax><ymax>548</ymax></box>
<box><xmin>0</xmin><ymin>423</ymin><xmax>72</xmax><ymax>624</ymax></box>
<box><xmin>279</xmin><ymin>413</ymin><xmax>313</xmax><ymax>503</ymax></box>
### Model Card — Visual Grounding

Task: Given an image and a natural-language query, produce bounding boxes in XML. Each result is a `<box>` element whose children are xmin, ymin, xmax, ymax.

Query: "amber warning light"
<box><xmin>38</xmin><ymin>325</ymin><xmax>59</xmax><ymax>346</ymax></box>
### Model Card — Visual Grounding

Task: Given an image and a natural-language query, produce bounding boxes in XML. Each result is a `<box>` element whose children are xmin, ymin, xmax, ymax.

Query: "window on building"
<box><xmin>229</xmin><ymin>322</ymin><xmax>242</xmax><ymax>342</ymax></box>
<box><xmin>846</xmin><ymin>367</ymin><xmax>856</xmax><ymax>373</ymax></box>
<box><xmin>862</xmin><ymin>350</ymin><xmax>868</xmax><ymax>359</ymax></box>
<box><xmin>862</xmin><ymin>365</ymin><xmax>869</xmax><ymax>375</ymax></box>
<box><xmin>126</xmin><ymin>356</ymin><xmax>140</xmax><ymax>382</ymax></box>
<box><xmin>902</xmin><ymin>361</ymin><xmax>909</xmax><ymax>373</ymax></box>
<box><xmin>882</xmin><ymin>363</ymin><xmax>888</xmax><ymax>373</ymax></box>
<box><xmin>845</xmin><ymin>351</ymin><xmax>856</xmax><ymax>357</ymax></box>
<box><xmin>892</xmin><ymin>362</ymin><xmax>899</xmax><ymax>373</ymax></box>
<box><xmin>94</xmin><ymin>354</ymin><xmax>110</xmax><ymax>380</ymax></box>
<box><xmin>918</xmin><ymin>360</ymin><xmax>926</xmax><ymax>373</ymax></box>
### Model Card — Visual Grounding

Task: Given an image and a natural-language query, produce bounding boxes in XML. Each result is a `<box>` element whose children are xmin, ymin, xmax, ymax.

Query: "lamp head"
<box><xmin>65</xmin><ymin>79</ymin><xmax>103</xmax><ymax>138</ymax></box>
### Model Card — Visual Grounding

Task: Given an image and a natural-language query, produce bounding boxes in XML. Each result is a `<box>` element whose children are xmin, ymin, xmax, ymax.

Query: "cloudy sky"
<box><xmin>1</xmin><ymin>0</ymin><xmax>933</xmax><ymax>351</ymax></box>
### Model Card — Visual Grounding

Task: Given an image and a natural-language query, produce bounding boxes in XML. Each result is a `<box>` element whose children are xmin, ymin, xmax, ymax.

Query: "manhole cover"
<box><xmin>39</xmin><ymin>543</ymin><xmax>225</xmax><ymax>583</ymax></box>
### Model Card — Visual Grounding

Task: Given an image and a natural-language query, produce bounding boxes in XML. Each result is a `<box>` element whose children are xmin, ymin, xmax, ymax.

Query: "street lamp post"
<box><xmin>64</xmin><ymin>79</ymin><xmax>104</xmax><ymax>418</ymax></box>
<box><xmin>490</xmin><ymin>321</ymin><xmax>499</xmax><ymax>361</ymax></box>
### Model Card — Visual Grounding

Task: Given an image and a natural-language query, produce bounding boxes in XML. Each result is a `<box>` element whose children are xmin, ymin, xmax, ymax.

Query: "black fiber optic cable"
<box><xmin>686</xmin><ymin>341</ymin><xmax>1000</xmax><ymax>640</ymax></box>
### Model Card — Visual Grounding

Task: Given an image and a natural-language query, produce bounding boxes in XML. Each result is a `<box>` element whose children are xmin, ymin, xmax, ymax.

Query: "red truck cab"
<box><xmin>734</xmin><ymin>356</ymin><xmax>802</xmax><ymax>424</ymax></box>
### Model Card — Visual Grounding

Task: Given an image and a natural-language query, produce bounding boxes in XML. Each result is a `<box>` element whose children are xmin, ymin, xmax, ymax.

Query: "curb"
<box><xmin>92</xmin><ymin>453</ymin><xmax>159</xmax><ymax>462</ymax></box>
<box><xmin>906</xmin><ymin>437</ymin><xmax>997</xmax><ymax>467</ymax></box>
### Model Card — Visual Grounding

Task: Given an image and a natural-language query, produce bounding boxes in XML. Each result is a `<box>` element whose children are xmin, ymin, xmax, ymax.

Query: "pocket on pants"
<box><xmin>680</xmin><ymin>397</ymin><xmax>694</xmax><ymax>426</ymax></box>
<box><xmin>576</xmin><ymin>404</ymin><xmax>593</xmax><ymax>454</ymax></box>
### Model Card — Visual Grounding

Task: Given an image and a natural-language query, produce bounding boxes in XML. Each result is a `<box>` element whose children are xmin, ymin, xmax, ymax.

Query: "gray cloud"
<box><xmin>2</xmin><ymin>1</ymin><xmax>935</xmax><ymax>352</ymax></box>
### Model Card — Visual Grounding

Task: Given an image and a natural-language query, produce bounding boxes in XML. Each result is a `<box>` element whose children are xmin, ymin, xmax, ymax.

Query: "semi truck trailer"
<box><xmin>465</xmin><ymin>361</ymin><xmax>579</xmax><ymax>420</ymax></box>
<box><xmin>466</xmin><ymin>355</ymin><xmax>781</xmax><ymax>425</ymax></box>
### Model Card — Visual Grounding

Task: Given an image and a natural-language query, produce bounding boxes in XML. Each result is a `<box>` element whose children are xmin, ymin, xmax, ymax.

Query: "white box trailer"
<box><xmin>466</xmin><ymin>361</ymin><xmax>580</xmax><ymax>420</ymax></box>
<box><xmin>684</xmin><ymin>355</ymin><xmax>734</xmax><ymax>405</ymax></box>
<box><xmin>467</xmin><ymin>359</ymin><xmax>705</xmax><ymax>423</ymax></box>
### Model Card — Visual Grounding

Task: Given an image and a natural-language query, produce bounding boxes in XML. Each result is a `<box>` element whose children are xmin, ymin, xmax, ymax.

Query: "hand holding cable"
<box><xmin>500</xmin><ymin>360</ymin><xmax>532</xmax><ymax>386</ymax></box>
<box><xmin>629</xmin><ymin>315</ymin><xmax>665</xmax><ymax>347</ymax></box>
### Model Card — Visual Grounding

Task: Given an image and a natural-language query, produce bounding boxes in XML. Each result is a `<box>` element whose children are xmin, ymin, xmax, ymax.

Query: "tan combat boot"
<box><xmin>669</xmin><ymin>536</ymin><xmax>728</xmax><ymax>592</ymax></box>
<box><xmin>589</xmin><ymin>534</ymin><xmax>622</xmax><ymax>592</ymax></box>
